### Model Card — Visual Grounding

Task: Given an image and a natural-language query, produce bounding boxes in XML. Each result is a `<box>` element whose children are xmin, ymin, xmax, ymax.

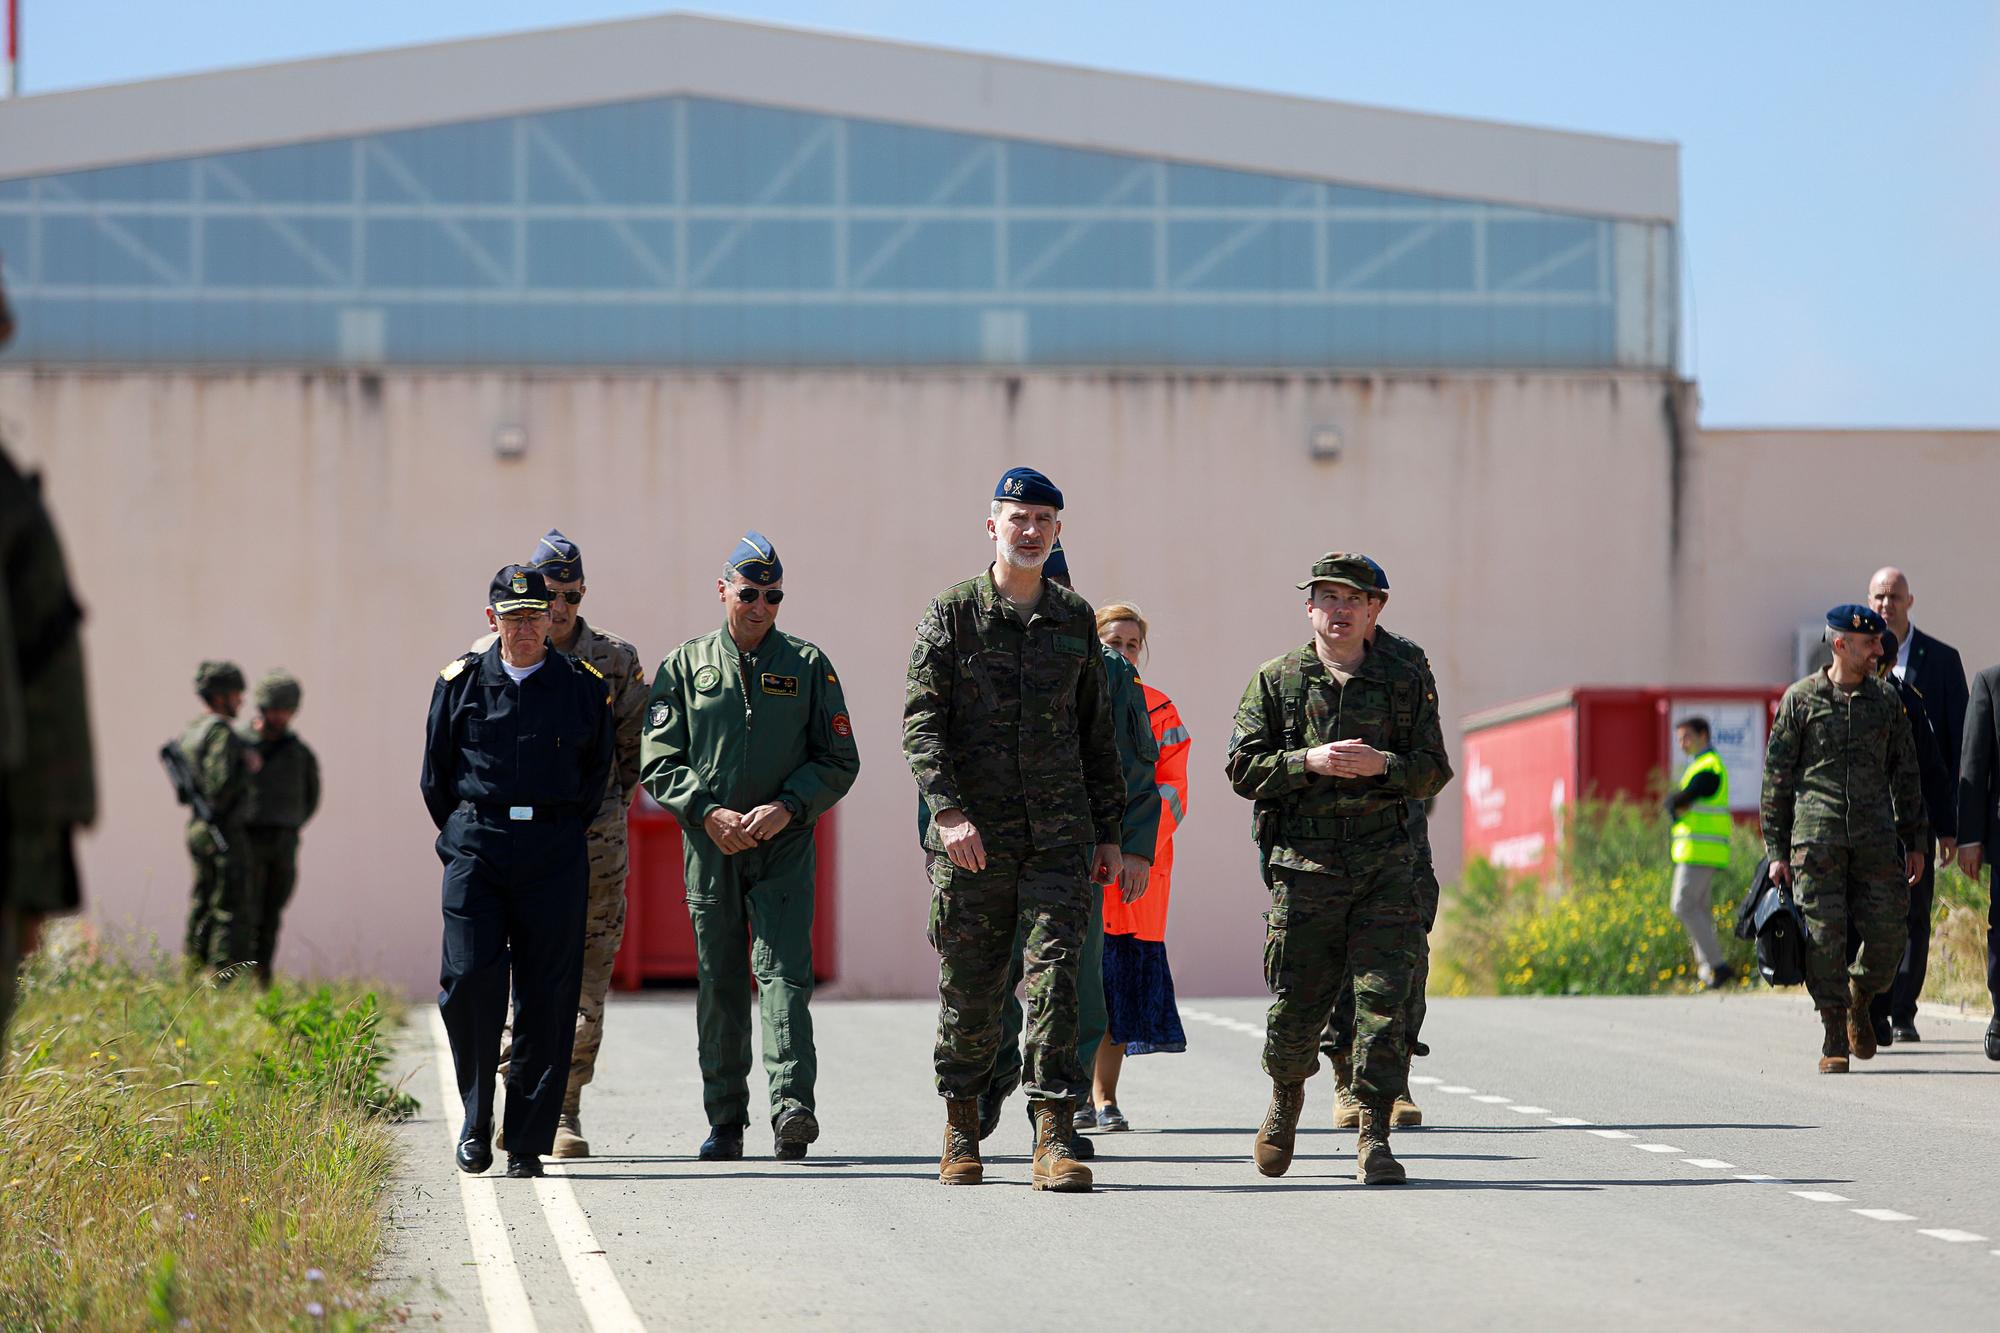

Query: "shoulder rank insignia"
<box><xmin>579</xmin><ymin>659</ymin><xmax>605</xmax><ymax>680</ymax></box>
<box><xmin>440</xmin><ymin>654</ymin><xmax>474</xmax><ymax>681</ymax></box>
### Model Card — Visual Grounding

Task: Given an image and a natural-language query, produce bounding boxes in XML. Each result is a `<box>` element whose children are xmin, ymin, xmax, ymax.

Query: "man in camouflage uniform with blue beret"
<box><xmin>482</xmin><ymin>529</ymin><xmax>649</xmax><ymax>1159</ymax></box>
<box><xmin>239</xmin><ymin>670</ymin><xmax>320</xmax><ymax>988</ymax></box>
<box><xmin>1762</xmin><ymin>604</ymin><xmax>1924</xmax><ymax>1074</ymax></box>
<box><xmin>178</xmin><ymin>661</ymin><xmax>260</xmax><ymax>976</ymax></box>
<box><xmin>1228</xmin><ymin>553</ymin><xmax>1451</xmax><ymax>1186</ymax></box>
<box><xmin>905</xmin><ymin>468</ymin><xmax>1131</xmax><ymax>1193</ymax></box>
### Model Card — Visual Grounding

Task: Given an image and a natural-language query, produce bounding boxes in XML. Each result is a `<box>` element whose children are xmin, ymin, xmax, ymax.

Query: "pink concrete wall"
<box><xmin>2</xmin><ymin>368</ymin><xmax>1708</xmax><ymax>997</ymax></box>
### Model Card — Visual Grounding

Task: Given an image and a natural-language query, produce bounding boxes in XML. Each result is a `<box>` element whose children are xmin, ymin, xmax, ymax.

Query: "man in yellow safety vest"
<box><xmin>1668</xmin><ymin>717</ymin><xmax>1736</xmax><ymax>988</ymax></box>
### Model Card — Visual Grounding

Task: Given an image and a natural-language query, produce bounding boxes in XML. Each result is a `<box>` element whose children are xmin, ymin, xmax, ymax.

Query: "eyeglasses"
<box><xmin>545</xmin><ymin>588</ymin><xmax>583</xmax><ymax>604</ymax></box>
<box><xmin>734</xmin><ymin>587</ymin><xmax>785</xmax><ymax>605</ymax></box>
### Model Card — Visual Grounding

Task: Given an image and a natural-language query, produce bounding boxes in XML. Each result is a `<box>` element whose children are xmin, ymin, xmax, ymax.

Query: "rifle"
<box><xmin>159</xmin><ymin>741</ymin><xmax>229</xmax><ymax>854</ymax></box>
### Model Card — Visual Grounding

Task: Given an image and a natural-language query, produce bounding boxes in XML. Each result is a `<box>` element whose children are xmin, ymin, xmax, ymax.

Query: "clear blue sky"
<box><xmin>12</xmin><ymin>1</ymin><xmax>1997</xmax><ymax>427</ymax></box>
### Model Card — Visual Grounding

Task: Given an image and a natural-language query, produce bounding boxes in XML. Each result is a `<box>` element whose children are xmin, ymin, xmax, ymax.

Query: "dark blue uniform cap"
<box><xmin>489</xmin><ymin>564</ymin><xmax>551</xmax><ymax>614</ymax></box>
<box><xmin>994</xmin><ymin>466</ymin><xmax>1063</xmax><ymax>510</ymax></box>
<box><xmin>728</xmin><ymin>530</ymin><xmax>783</xmax><ymax>586</ymax></box>
<box><xmin>1043</xmin><ymin>539</ymin><xmax>1070</xmax><ymax>583</ymax></box>
<box><xmin>530</xmin><ymin>528</ymin><xmax>583</xmax><ymax>582</ymax></box>
<box><xmin>1827</xmin><ymin>603</ymin><xmax>1886</xmax><ymax>636</ymax></box>
<box><xmin>1360</xmin><ymin>555</ymin><xmax>1389</xmax><ymax>591</ymax></box>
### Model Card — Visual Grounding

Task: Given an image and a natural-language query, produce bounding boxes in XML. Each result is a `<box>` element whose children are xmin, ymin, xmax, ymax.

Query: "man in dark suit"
<box><xmin>1955</xmin><ymin>665</ymin><xmax>2000</xmax><ymax>1061</ymax></box>
<box><xmin>1867</xmin><ymin>566</ymin><xmax>1967</xmax><ymax>1042</ymax></box>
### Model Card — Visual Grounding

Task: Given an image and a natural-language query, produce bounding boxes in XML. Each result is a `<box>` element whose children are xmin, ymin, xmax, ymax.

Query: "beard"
<box><xmin>997</xmin><ymin>538</ymin><xmax>1050</xmax><ymax>571</ymax></box>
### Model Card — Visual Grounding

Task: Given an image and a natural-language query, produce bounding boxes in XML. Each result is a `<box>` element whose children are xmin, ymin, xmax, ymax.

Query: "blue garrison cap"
<box><xmin>1827</xmin><ymin>603</ymin><xmax>1886</xmax><ymax>636</ymax></box>
<box><xmin>994</xmin><ymin>466</ymin><xmax>1063</xmax><ymax>510</ymax></box>
<box><xmin>1043</xmin><ymin>539</ymin><xmax>1070</xmax><ymax>584</ymax></box>
<box><xmin>530</xmin><ymin>528</ymin><xmax>583</xmax><ymax>582</ymax></box>
<box><xmin>1360</xmin><ymin>555</ymin><xmax>1389</xmax><ymax>591</ymax></box>
<box><xmin>728</xmin><ymin>530</ymin><xmax>783</xmax><ymax>586</ymax></box>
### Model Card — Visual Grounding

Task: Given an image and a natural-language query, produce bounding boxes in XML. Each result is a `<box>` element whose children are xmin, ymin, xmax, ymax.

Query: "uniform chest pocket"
<box><xmin>960</xmin><ymin>650</ymin><xmax>1008</xmax><ymax>710</ymax></box>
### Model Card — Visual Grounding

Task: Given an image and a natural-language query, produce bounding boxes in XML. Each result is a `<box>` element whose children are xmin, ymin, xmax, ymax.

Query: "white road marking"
<box><xmin>1918</xmin><ymin>1230</ymin><xmax>1988</xmax><ymax>1243</ymax></box>
<box><xmin>1734</xmin><ymin>1174</ymin><xmax>1778</xmax><ymax>1182</ymax></box>
<box><xmin>1436</xmin><ymin>1085</ymin><xmax>1475</xmax><ymax>1094</ymax></box>
<box><xmin>1791</xmin><ymin>1191</ymin><xmax>1852</xmax><ymax>1203</ymax></box>
<box><xmin>1470</xmin><ymin>1094</ymin><xmax>1512</xmax><ymax>1104</ymax></box>
<box><xmin>1681</xmin><ymin>1159</ymin><xmax>1735</xmax><ymax>1170</ymax></box>
<box><xmin>534</xmin><ymin>1178</ymin><xmax>647</xmax><ymax>1333</ymax></box>
<box><xmin>1546</xmin><ymin>1116</ymin><xmax>1592</xmax><ymax>1126</ymax></box>
<box><xmin>1853</xmin><ymin>1209</ymin><xmax>1917</xmax><ymax>1223</ymax></box>
<box><xmin>1633</xmin><ymin>1144</ymin><xmax>1685</xmax><ymax>1154</ymax></box>
<box><xmin>427</xmin><ymin>1010</ymin><xmax>538</xmax><ymax>1333</ymax></box>
<box><xmin>1407</xmin><ymin>1075</ymin><xmax>1443</xmax><ymax>1086</ymax></box>
<box><xmin>1507</xmin><ymin>1105</ymin><xmax>1552</xmax><ymax>1115</ymax></box>
<box><xmin>1587</xmin><ymin>1129</ymin><xmax>1634</xmax><ymax>1139</ymax></box>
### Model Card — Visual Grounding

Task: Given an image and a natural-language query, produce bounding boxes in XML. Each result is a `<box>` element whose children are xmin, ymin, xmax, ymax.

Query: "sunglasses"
<box><xmin>545</xmin><ymin>588</ymin><xmax>583</xmax><ymax>604</ymax></box>
<box><xmin>734</xmin><ymin>586</ymin><xmax>785</xmax><ymax>605</ymax></box>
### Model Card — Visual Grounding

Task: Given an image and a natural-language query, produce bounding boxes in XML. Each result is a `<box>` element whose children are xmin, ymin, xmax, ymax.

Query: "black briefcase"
<box><xmin>1734</xmin><ymin>856</ymin><xmax>1808</xmax><ymax>987</ymax></box>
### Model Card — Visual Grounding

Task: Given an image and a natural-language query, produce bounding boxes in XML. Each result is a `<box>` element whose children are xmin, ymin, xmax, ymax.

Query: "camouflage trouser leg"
<box><xmin>988</xmin><ymin>881</ymin><xmax>1106</xmax><ymax>1105</ymax></box>
<box><xmin>564</xmin><ymin>815</ymin><xmax>630</xmax><ymax>1112</ymax></box>
<box><xmin>186</xmin><ymin>823</ymin><xmax>254</xmax><ymax>974</ymax></box>
<box><xmin>1264</xmin><ymin>849</ymin><xmax>1418</xmax><ymax>1104</ymax></box>
<box><xmin>245</xmin><ymin>828</ymin><xmax>299</xmax><ymax>985</ymax></box>
<box><xmin>1321</xmin><ymin>801</ymin><xmax>1436</xmax><ymax>1063</ymax></box>
<box><xmin>929</xmin><ymin>844</ymin><xmax>1090</xmax><ymax>1102</ymax></box>
<box><xmin>1794</xmin><ymin>841</ymin><xmax>1909</xmax><ymax>1010</ymax></box>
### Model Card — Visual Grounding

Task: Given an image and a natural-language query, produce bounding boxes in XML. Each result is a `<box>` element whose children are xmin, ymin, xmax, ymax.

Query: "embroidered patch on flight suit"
<box><xmin>649</xmin><ymin>702</ymin><xmax>673</xmax><ymax>729</ymax></box>
<box><xmin>693</xmin><ymin>665</ymin><xmax>722</xmax><ymax>692</ymax></box>
<box><xmin>831</xmin><ymin>712</ymin><xmax>852</xmax><ymax>737</ymax></box>
<box><xmin>762</xmin><ymin>673</ymin><xmax>800</xmax><ymax>697</ymax></box>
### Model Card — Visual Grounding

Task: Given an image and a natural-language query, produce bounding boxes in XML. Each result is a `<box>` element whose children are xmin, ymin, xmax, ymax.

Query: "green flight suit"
<box><xmin>640</xmin><ymin>626</ymin><xmax>859</xmax><ymax>1130</ymax></box>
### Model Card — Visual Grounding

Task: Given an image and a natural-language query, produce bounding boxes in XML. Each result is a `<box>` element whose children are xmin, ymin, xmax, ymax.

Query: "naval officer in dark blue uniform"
<box><xmin>423</xmin><ymin>565</ymin><xmax>613</xmax><ymax>1178</ymax></box>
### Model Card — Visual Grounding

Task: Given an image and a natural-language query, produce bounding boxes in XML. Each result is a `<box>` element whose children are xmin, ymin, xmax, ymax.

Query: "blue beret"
<box><xmin>728</xmin><ymin>530</ymin><xmax>783</xmax><ymax>586</ymax></box>
<box><xmin>1359</xmin><ymin>555</ymin><xmax>1389</xmax><ymax>591</ymax></box>
<box><xmin>1827</xmin><ymin>603</ymin><xmax>1886</xmax><ymax>635</ymax></box>
<box><xmin>530</xmin><ymin>528</ymin><xmax>583</xmax><ymax>582</ymax></box>
<box><xmin>1043</xmin><ymin>539</ymin><xmax>1070</xmax><ymax>583</ymax></box>
<box><xmin>995</xmin><ymin>466</ymin><xmax>1063</xmax><ymax>510</ymax></box>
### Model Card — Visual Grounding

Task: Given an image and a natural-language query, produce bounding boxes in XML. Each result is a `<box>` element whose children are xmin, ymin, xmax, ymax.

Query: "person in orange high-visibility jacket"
<box><xmin>1090</xmin><ymin>603</ymin><xmax>1190</xmax><ymax>1131</ymax></box>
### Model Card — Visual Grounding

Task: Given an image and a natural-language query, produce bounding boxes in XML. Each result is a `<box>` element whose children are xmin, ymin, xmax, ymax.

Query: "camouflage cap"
<box><xmin>194</xmin><ymin>660</ymin><xmax>246</xmax><ymax>697</ymax></box>
<box><xmin>255</xmin><ymin>669</ymin><xmax>302</xmax><ymax>711</ymax></box>
<box><xmin>1295</xmin><ymin>552</ymin><xmax>1382</xmax><ymax>594</ymax></box>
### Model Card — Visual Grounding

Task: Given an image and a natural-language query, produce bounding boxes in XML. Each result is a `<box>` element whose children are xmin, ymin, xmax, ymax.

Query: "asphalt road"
<box><xmin>376</xmin><ymin>993</ymin><xmax>2000</xmax><ymax>1331</ymax></box>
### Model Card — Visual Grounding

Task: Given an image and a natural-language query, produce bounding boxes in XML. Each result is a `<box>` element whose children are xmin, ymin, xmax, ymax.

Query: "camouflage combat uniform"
<box><xmin>240</xmin><ymin>718</ymin><xmax>320</xmax><ymax>985</ymax></box>
<box><xmin>181</xmin><ymin>711</ymin><xmax>257</xmax><ymax>971</ymax></box>
<box><xmin>485</xmin><ymin>617</ymin><xmax>648</xmax><ymax>1112</ymax></box>
<box><xmin>0</xmin><ymin>442</ymin><xmax>96</xmax><ymax>1058</ymax></box>
<box><xmin>905</xmin><ymin>570</ymin><xmax>1124</xmax><ymax>1103</ymax></box>
<box><xmin>1323</xmin><ymin>626</ymin><xmax>1441</xmax><ymax>1064</ymax></box>
<box><xmin>1761</xmin><ymin>670</ymin><xmax>1922</xmax><ymax>1009</ymax></box>
<box><xmin>1227</xmin><ymin>640</ymin><xmax>1451</xmax><ymax>1105</ymax></box>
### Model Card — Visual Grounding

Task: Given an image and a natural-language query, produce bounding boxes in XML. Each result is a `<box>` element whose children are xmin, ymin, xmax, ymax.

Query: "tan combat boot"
<box><xmin>940</xmin><ymin>1098</ymin><xmax>984</xmax><ymax>1186</ymax></box>
<box><xmin>1253</xmin><ymin>1081</ymin><xmax>1306</xmax><ymax>1177</ymax></box>
<box><xmin>1391</xmin><ymin>1052</ymin><xmax>1423</xmax><ymax>1128</ymax></box>
<box><xmin>1030</xmin><ymin>1101</ymin><xmax>1093</xmax><ymax>1193</ymax></box>
<box><xmin>1357</xmin><ymin>1101</ymin><xmax>1408</xmax><ymax>1186</ymax></box>
<box><xmin>1329</xmin><ymin>1049</ymin><xmax>1362</xmax><ymax>1130</ymax></box>
<box><xmin>1847</xmin><ymin>979</ymin><xmax>1877</xmax><ymax>1061</ymax></box>
<box><xmin>552</xmin><ymin>1109</ymin><xmax>590</xmax><ymax>1159</ymax></box>
<box><xmin>1818</xmin><ymin>1006</ymin><xmax>1850</xmax><ymax>1074</ymax></box>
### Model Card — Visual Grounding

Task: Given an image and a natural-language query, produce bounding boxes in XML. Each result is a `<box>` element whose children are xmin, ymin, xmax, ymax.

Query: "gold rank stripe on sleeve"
<box><xmin>579</xmin><ymin>660</ymin><xmax>605</xmax><ymax>679</ymax></box>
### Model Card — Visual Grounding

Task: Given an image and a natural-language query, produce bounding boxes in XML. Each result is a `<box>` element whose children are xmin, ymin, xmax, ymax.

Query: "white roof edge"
<box><xmin>0</xmin><ymin>12</ymin><xmax>1679</xmax><ymax>222</ymax></box>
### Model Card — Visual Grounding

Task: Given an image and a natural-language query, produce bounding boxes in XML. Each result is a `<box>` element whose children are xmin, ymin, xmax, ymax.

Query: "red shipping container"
<box><xmin>1461</xmin><ymin>685</ymin><xmax>1785</xmax><ymax>880</ymax></box>
<box><xmin>612</xmin><ymin>791</ymin><xmax>839</xmax><ymax>989</ymax></box>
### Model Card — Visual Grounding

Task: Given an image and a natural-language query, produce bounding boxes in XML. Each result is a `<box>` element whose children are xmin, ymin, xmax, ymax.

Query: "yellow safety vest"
<box><xmin>1670</xmin><ymin>749</ymin><xmax>1732</xmax><ymax>868</ymax></box>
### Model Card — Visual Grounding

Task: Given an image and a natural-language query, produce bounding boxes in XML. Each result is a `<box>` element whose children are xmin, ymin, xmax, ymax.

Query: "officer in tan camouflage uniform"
<box><xmin>1762</xmin><ymin>604</ymin><xmax>1924</xmax><ymax>1074</ymax></box>
<box><xmin>240</xmin><ymin>670</ymin><xmax>320</xmax><ymax>988</ymax></box>
<box><xmin>905</xmin><ymin>467</ymin><xmax>1131</xmax><ymax>1194</ymax></box>
<box><xmin>0</xmin><ymin>270</ymin><xmax>98</xmax><ymax>1061</ymax></box>
<box><xmin>179</xmin><ymin>661</ymin><xmax>259</xmax><ymax>975</ymax></box>
<box><xmin>1227</xmin><ymin>553</ymin><xmax>1451</xmax><ymax>1186</ymax></box>
<box><xmin>485</xmin><ymin>530</ymin><xmax>648</xmax><ymax>1159</ymax></box>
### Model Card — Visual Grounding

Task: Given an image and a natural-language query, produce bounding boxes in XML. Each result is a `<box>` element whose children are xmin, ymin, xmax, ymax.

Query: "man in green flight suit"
<box><xmin>179</xmin><ymin>661</ymin><xmax>259</xmax><ymax>975</ymax></box>
<box><xmin>1227</xmin><ymin>553</ymin><xmax>1452</xmax><ymax>1186</ymax></box>
<box><xmin>640</xmin><ymin>531</ymin><xmax>859</xmax><ymax>1162</ymax></box>
<box><xmin>239</xmin><ymin>670</ymin><xmax>320</xmax><ymax>987</ymax></box>
<box><xmin>0</xmin><ymin>269</ymin><xmax>98</xmax><ymax>1061</ymax></box>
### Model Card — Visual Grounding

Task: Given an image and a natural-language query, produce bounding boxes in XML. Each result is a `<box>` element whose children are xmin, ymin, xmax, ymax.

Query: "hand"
<box><xmin>1090</xmin><ymin>843</ymin><xmax>1121</xmax><ymax>889</ymax></box>
<box><xmin>1117</xmin><ymin>853</ymin><xmax>1151</xmax><ymax>904</ymax></box>
<box><xmin>1768</xmin><ymin>859</ymin><xmax>1793</xmax><ymax>889</ymax></box>
<box><xmin>1938</xmin><ymin>837</ymin><xmax>1958</xmax><ymax>866</ymax></box>
<box><xmin>1960</xmin><ymin>845</ymin><xmax>1984</xmax><ymax>879</ymax></box>
<box><xmin>1307</xmin><ymin>740</ymin><xmax>1387</xmax><ymax>779</ymax></box>
<box><xmin>702</xmin><ymin>807</ymin><xmax>757</xmax><ymax>855</ymax></box>
<box><xmin>741</xmin><ymin>802</ymin><xmax>794</xmax><ymax>842</ymax></box>
<box><xmin>937</xmin><ymin>809</ymin><xmax>987</xmax><ymax>873</ymax></box>
<box><xmin>1905</xmin><ymin>850</ymin><xmax>1925</xmax><ymax>886</ymax></box>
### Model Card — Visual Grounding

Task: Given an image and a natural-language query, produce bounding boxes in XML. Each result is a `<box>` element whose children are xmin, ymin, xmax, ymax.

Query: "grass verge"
<box><xmin>1</xmin><ymin>927</ymin><xmax>418</xmax><ymax>1330</ymax></box>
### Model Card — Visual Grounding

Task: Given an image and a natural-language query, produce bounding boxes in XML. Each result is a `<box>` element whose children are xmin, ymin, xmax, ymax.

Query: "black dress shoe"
<box><xmin>455</xmin><ymin>1133</ymin><xmax>493</xmax><ymax>1175</ymax></box>
<box><xmin>1891</xmin><ymin>1022</ymin><xmax>1920</xmax><ymax>1043</ymax></box>
<box><xmin>1409</xmin><ymin>1040</ymin><xmax>1431</xmax><ymax>1058</ymax></box>
<box><xmin>1985</xmin><ymin>1017</ymin><xmax>2000</xmax><ymax>1062</ymax></box>
<box><xmin>699</xmin><ymin>1125</ymin><xmax>745</xmax><ymax>1161</ymax></box>
<box><xmin>1871</xmin><ymin>1013</ymin><xmax>1895</xmax><ymax>1049</ymax></box>
<box><xmin>504</xmin><ymin>1153</ymin><xmax>543</xmax><ymax>1179</ymax></box>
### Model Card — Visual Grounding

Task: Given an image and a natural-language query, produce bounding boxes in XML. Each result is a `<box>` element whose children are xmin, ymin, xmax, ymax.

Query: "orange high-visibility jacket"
<box><xmin>1104</xmin><ymin>682</ymin><xmax>1189</xmax><ymax>942</ymax></box>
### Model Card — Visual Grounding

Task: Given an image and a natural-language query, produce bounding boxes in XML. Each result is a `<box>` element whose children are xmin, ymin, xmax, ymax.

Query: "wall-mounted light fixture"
<box><xmin>1308</xmin><ymin>426</ymin><xmax>1343</xmax><ymax>462</ymax></box>
<box><xmin>493</xmin><ymin>424</ymin><xmax>527</xmax><ymax>460</ymax></box>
